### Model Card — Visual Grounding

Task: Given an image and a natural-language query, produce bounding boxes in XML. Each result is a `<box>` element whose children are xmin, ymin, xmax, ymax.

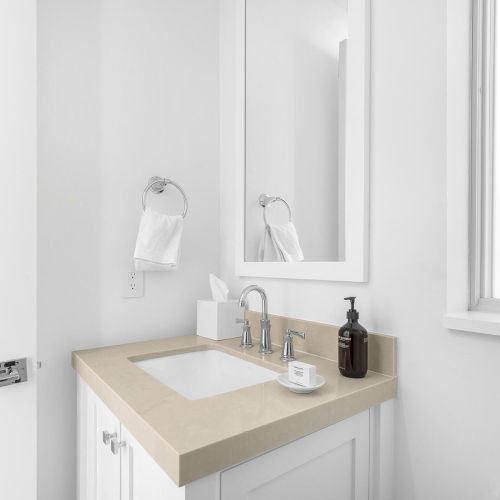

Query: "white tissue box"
<box><xmin>196</xmin><ymin>300</ymin><xmax>241</xmax><ymax>341</ymax></box>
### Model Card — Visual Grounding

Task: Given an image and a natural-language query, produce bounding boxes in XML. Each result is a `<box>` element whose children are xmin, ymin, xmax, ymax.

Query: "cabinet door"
<box><xmin>77</xmin><ymin>376</ymin><xmax>121</xmax><ymax>500</ymax></box>
<box><xmin>95</xmin><ymin>394</ymin><xmax>121</xmax><ymax>500</ymax></box>
<box><xmin>78</xmin><ymin>376</ymin><xmax>96</xmax><ymax>500</ymax></box>
<box><xmin>221</xmin><ymin>410</ymin><xmax>370</xmax><ymax>500</ymax></box>
<box><xmin>120</xmin><ymin>424</ymin><xmax>186</xmax><ymax>500</ymax></box>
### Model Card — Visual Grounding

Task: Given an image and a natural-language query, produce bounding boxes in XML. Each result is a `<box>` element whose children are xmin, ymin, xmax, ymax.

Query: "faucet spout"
<box><xmin>238</xmin><ymin>285</ymin><xmax>272</xmax><ymax>354</ymax></box>
<box><xmin>238</xmin><ymin>285</ymin><xmax>268</xmax><ymax>319</ymax></box>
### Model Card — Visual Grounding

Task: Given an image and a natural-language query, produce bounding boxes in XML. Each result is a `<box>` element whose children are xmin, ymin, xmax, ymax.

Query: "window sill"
<box><xmin>444</xmin><ymin>311</ymin><xmax>500</xmax><ymax>336</ymax></box>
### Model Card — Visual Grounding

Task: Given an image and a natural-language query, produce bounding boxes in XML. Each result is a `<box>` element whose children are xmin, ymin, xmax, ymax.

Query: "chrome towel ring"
<box><xmin>259</xmin><ymin>193</ymin><xmax>292</xmax><ymax>226</ymax></box>
<box><xmin>142</xmin><ymin>176</ymin><xmax>188</xmax><ymax>218</ymax></box>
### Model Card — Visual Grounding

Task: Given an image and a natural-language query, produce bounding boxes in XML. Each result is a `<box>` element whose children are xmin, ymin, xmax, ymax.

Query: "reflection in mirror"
<box><xmin>244</xmin><ymin>0</ymin><xmax>348</xmax><ymax>263</ymax></box>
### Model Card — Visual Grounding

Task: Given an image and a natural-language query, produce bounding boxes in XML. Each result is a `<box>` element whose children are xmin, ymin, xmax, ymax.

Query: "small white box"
<box><xmin>288</xmin><ymin>361</ymin><xmax>317</xmax><ymax>388</ymax></box>
<box><xmin>196</xmin><ymin>300</ymin><xmax>241</xmax><ymax>341</ymax></box>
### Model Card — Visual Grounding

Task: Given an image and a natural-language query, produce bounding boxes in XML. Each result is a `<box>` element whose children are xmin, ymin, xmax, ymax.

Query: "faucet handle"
<box><xmin>237</xmin><ymin>318</ymin><xmax>253</xmax><ymax>348</ymax></box>
<box><xmin>285</xmin><ymin>328</ymin><xmax>305</xmax><ymax>340</ymax></box>
<box><xmin>280</xmin><ymin>329</ymin><xmax>305</xmax><ymax>362</ymax></box>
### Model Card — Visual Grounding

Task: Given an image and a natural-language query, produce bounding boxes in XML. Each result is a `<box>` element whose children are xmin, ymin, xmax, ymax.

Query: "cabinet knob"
<box><xmin>110</xmin><ymin>438</ymin><xmax>126</xmax><ymax>455</ymax></box>
<box><xmin>102</xmin><ymin>430</ymin><xmax>117</xmax><ymax>446</ymax></box>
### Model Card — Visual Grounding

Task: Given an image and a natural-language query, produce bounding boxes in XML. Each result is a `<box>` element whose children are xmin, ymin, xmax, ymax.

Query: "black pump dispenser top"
<box><xmin>344</xmin><ymin>296</ymin><xmax>359</xmax><ymax>321</ymax></box>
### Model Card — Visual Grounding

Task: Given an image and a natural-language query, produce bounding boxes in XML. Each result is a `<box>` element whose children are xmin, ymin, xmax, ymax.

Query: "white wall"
<box><xmin>33</xmin><ymin>0</ymin><xmax>500</xmax><ymax>498</ymax></box>
<box><xmin>0</xmin><ymin>1</ymin><xmax>38</xmax><ymax>498</ymax></box>
<box><xmin>37</xmin><ymin>0</ymin><xmax>219</xmax><ymax>498</ymax></box>
<box><xmin>37</xmin><ymin>0</ymin><xmax>101</xmax><ymax>497</ymax></box>
<box><xmin>221</xmin><ymin>1</ymin><xmax>500</xmax><ymax>499</ymax></box>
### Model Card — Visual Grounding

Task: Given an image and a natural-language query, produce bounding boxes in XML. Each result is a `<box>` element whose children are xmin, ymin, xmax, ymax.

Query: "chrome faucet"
<box><xmin>238</xmin><ymin>285</ymin><xmax>273</xmax><ymax>354</ymax></box>
<box><xmin>280</xmin><ymin>329</ymin><xmax>305</xmax><ymax>362</ymax></box>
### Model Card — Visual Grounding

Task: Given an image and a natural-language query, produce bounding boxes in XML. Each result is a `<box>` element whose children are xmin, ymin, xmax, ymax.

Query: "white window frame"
<box><xmin>445</xmin><ymin>0</ymin><xmax>500</xmax><ymax>335</ymax></box>
<box><xmin>470</xmin><ymin>0</ymin><xmax>499</xmax><ymax>310</ymax></box>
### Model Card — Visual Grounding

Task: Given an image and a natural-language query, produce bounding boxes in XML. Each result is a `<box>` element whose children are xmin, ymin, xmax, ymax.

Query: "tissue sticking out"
<box><xmin>209</xmin><ymin>274</ymin><xmax>229</xmax><ymax>302</ymax></box>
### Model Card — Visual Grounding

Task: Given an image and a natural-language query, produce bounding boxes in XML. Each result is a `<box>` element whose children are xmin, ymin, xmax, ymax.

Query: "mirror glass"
<box><xmin>244</xmin><ymin>0</ymin><xmax>348</xmax><ymax>263</ymax></box>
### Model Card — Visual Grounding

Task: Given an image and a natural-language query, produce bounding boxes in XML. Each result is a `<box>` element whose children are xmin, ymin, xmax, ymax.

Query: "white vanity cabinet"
<box><xmin>77</xmin><ymin>379</ymin><xmax>188</xmax><ymax>500</ymax></box>
<box><xmin>220</xmin><ymin>410</ymin><xmax>369</xmax><ymax>500</ymax></box>
<box><xmin>77</xmin><ymin>377</ymin><xmax>371</xmax><ymax>500</ymax></box>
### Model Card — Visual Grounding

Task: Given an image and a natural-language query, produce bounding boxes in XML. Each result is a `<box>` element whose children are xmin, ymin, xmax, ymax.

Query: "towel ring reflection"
<box><xmin>142</xmin><ymin>176</ymin><xmax>188</xmax><ymax>218</ymax></box>
<box><xmin>259</xmin><ymin>193</ymin><xmax>292</xmax><ymax>226</ymax></box>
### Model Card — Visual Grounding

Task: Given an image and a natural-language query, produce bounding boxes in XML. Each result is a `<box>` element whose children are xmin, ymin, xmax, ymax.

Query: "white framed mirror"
<box><xmin>221</xmin><ymin>0</ymin><xmax>370</xmax><ymax>281</ymax></box>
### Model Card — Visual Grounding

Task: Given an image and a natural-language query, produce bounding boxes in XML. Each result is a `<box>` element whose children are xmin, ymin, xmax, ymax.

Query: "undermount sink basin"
<box><xmin>133</xmin><ymin>349</ymin><xmax>279</xmax><ymax>400</ymax></box>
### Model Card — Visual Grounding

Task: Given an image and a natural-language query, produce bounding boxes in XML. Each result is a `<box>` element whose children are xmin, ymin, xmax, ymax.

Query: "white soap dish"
<box><xmin>277</xmin><ymin>373</ymin><xmax>325</xmax><ymax>394</ymax></box>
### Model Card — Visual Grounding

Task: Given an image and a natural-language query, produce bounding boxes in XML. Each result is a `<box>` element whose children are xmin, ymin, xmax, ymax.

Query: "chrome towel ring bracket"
<box><xmin>142</xmin><ymin>176</ymin><xmax>188</xmax><ymax>218</ymax></box>
<box><xmin>259</xmin><ymin>193</ymin><xmax>292</xmax><ymax>226</ymax></box>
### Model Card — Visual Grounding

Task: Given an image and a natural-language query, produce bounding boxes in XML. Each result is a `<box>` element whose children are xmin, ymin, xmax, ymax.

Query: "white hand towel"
<box><xmin>267</xmin><ymin>222</ymin><xmax>304</xmax><ymax>262</ymax></box>
<box><xmin>134</xmin><ymin>208</ymin><xmax>184</xmax><ymax>271</ymax></box>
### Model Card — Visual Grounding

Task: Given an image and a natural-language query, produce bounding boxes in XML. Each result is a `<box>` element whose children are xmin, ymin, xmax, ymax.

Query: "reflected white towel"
<box><xmin>269</xmin><ymin>222</ymin><xmax>304</xmax><ymax>262</ymax></box>
<box><xmin>258</xmin><ymin>226</ymin><xmax>280</xmax><ymax>262</ymax></box>
<box><xmin>134</xmin><ymin>208</ymin><xmax>184</xmax><ymax>271</ymax></box>
<box><xmin>258</xmin><ymin>222</ymin><xmax>304</xmax><ymax>262</ymax></box>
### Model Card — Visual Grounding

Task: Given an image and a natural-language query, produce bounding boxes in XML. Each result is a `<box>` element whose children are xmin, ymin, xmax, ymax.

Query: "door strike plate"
<box><xmin>0</xmin><ymin>358</ymin><xmax>27</xmax><ymax>387</ymax></box>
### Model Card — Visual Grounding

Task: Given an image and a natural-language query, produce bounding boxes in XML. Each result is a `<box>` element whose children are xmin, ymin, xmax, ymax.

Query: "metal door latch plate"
<box><xmin>0</xmin><ymin>358</ymin><xmax>27</xmax><ymax>387</ymax></box>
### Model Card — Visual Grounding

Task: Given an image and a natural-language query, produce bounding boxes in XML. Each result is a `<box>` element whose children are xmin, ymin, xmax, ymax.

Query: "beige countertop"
<box><xmin>72</xmin><ymin>334</ymin><xmax>397</xmax><ymax>486</ymax></box>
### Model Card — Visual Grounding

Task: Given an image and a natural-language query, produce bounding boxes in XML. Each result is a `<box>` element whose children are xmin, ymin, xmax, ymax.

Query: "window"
<box><xmin>445</xmin><ymin>0</ymin><xmax>500</xmax><ymax>335</ymax></box>
<box><xmin>471</xmin><ymin>0</ymin><xmax>500</xmax><ymax>309</ymax></box>
<box><xmin>495</xmin><ymin>0</ymin><xmax>500</xmax><ymax>298</ymax></box>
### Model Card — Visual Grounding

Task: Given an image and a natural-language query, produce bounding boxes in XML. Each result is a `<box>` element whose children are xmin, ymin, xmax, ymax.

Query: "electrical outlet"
<box><xmin>124</xmin><ymin>271</ymin><xmax>144</xmax><ymax>298</ymax></box>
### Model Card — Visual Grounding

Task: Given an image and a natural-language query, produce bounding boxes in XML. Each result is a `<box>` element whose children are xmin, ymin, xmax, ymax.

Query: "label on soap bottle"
<box><xmin>338</xmin><ymin>334</ymin><xmax>350</xmax><ymax>370</ymax></box>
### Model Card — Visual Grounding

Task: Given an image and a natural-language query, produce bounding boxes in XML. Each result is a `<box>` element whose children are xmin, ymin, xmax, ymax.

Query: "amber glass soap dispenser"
<box><xmin>338</xmin><ymin>297</ymin><xmax>368</xmax><ymax>378</ymax></box>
